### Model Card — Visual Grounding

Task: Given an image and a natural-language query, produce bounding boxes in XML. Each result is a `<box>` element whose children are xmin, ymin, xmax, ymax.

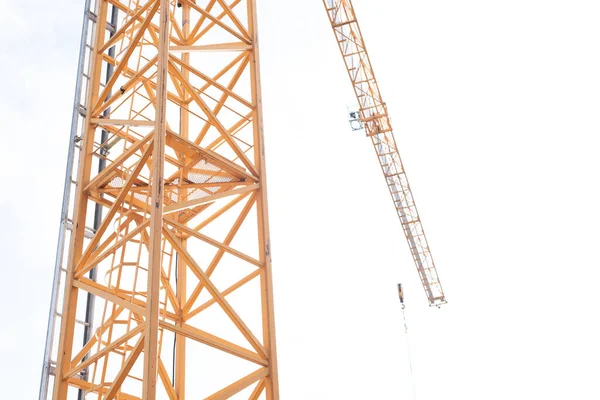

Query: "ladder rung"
<box><xmin>65</xmin><ymin>221</ymin><xmax>96</xmax><ymax>239</ymax></box>
<box><xmin>386</xmin><ymin>172</ymin><xmax>404</xmax><ymax>178</ymax></box>
<box><xmin>345</xmin><ymin>50</ymin><xmax>364</xmax><ymax>58</ymax></box>
<box><xmin>354</xmin><ymin>78</ymin><xmax>373</xmax><ymax>85</ymax></box>
<box><xmin>333</xmin><ymin>19</ymin><xmax>357</xmax><ymax>28</ymax></box>
<box><xmin>56</xmin><ymin>313</ymin><xmax>90</xmax><ymax>327</ymax></box>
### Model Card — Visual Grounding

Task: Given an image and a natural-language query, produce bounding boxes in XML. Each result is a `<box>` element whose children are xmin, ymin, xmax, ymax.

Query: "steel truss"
<box><xmin>40</xmin><ymin>0</ymin><xmax>278</xmax><ymax>398</ymax></box>
<box><xmin>323</xmin><ymin>0</ymin><xmax>446</xmax><ymax>306</ymax></box>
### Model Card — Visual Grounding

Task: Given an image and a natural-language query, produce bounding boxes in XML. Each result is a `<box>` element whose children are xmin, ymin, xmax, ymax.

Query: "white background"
<box><xmin>1</xmin><ymin>0</ymin><xmax>600</xmax><ymax>399</ymax></box>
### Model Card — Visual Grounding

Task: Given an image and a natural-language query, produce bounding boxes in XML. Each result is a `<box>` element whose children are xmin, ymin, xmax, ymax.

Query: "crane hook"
<box><xmin>397</xmin><ymin>283</ymin><xmax>405</xmax><ymax>306</ymax></box>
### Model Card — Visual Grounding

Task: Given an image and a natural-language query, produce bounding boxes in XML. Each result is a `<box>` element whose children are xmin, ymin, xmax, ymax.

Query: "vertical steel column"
<box><xmin>52</xmin><ymin>0</ymin><xmax>110</xmax><ymax>397</ymax></box>
<box><xmin>142</xmin><ymin>1</ymin><xmax>169</xmax><ymax>398</ymax></box>
<box><xmin>174</xmin><ymin>2</ymin><xmax>190</xmax><ymax>398</ymax></box>
<box><xmin>248</xmin><ymin>1</ymin><xmax>280</xmax><ymax>398</ymax></box>
<box><xmin>77</xmin><ymin>5</ymin><xmax>119</xmax><ymax>400</ymax></box>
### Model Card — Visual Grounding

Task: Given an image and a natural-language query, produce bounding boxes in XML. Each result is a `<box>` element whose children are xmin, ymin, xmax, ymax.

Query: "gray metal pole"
<box><xmin>38</xmin><ymin>0</ymin><xmax>93</xmax><ymax>398</ymax></box>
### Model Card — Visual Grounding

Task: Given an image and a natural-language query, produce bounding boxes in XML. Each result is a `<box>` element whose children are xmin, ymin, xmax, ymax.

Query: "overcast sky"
<box><xmin>1</xmin><ymin>0</ymin><xmax>600</xmax><ymax>399</ymax></box>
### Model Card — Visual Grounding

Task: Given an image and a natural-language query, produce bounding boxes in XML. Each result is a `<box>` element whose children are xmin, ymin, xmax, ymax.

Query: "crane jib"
<box><xmin>323</xmin><ymin>0</ymin><xmax>446</xmax><ymax>306</ymax></box>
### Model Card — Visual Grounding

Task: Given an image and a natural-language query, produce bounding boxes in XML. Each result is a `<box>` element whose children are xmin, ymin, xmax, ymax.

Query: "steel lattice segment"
<box><xmin>323</xmin><ymin>0</ymin><xmax>446</xmax><ymax>306</ymax></box>
<box><xmin>41</xmin><ymin>0</ymin><xmax>279</xmax><ymax>399</ymax></box>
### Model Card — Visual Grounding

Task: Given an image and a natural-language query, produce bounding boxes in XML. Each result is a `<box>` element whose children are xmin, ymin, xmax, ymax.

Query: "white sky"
<box><xmin>1</xmin><ymin>0</ymin><xmax>600</xmax><ymax>399</ymax></box>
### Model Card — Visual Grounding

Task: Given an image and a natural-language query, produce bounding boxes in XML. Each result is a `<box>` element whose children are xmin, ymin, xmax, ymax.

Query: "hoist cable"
<box><xmin>401</xmin><ymin>304</ymin><xmax>417</xmax><ymax>400</ymax></box>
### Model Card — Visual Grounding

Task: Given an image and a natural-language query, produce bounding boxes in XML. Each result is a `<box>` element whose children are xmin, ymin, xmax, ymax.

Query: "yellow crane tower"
<box><xmin>39</xmin><ymin>0</ymin><xmax>446</xmax><ymax>399</ymax></box>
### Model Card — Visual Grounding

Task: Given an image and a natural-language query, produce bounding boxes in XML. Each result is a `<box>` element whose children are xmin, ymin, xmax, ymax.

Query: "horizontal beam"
<box><xmin>67</xmin><ymin>377</ymin><xmax>140</xmax><ymax>400</ymax></box>
<box><xmin>91</xmin><ymin>118</ymin><xmax>155</xmax><ymax>126</ymax></box>
<box><xmin>170</xmin><ymin>42</ymin><xmax>252</xmax><ymax>52</ymax></box>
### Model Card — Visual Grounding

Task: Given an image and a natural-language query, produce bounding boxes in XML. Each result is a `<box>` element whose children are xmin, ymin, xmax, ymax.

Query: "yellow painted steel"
<box><xmin>43</xmin><ymin>0</ymin><xmax>279</xmax><ymax>398</ymax></box>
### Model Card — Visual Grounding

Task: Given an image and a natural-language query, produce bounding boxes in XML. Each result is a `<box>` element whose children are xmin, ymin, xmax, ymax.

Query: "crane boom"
<box><xmin>323</xmin><ymin>0</ymin><xmax>446</xmax><ymax>306</ymax></box>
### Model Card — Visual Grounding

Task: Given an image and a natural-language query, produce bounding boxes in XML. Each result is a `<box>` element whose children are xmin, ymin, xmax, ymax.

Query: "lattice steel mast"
<box><xmin>322</xmin><ymin>0</ymin><xmax>446</xmax><ymax>306</ymax></box>
<box><xmin>40</xmin><ymin>0</ymin><xmax>279</xmax><ymax>398</ymax></box>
